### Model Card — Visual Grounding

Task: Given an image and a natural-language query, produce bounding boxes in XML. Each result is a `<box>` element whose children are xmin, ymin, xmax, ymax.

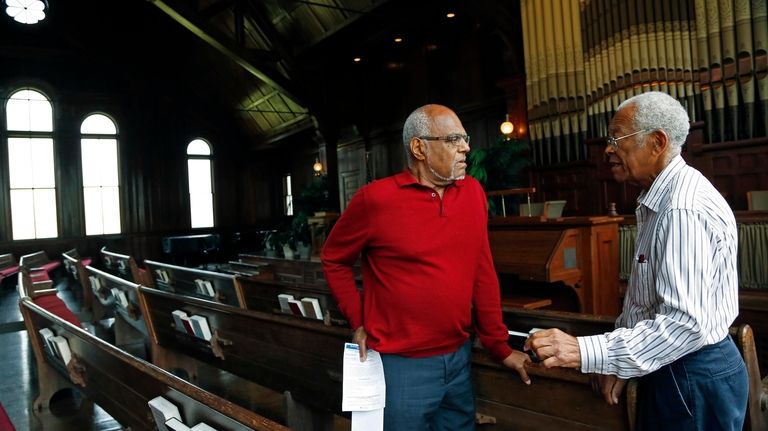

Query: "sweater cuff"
<box><xmin>577</xmin><ymin>334</ymin><xmax>608</xmax><ymax>374</ymax></box>
<box><xmin>488</xmin><ymin>340</ymin><xmax>514</xmax><ymax>363</ymax></box>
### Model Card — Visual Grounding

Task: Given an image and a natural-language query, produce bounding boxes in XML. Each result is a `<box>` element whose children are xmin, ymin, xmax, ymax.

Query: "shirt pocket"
<box><xmin>628</xmin><ymin>252</ymin><xmax>655</xmax><ymax>308</ymax></box>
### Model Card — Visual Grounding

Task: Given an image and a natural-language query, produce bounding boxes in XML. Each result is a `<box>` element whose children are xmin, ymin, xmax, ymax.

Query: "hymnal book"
<box><xmin>301</xmin><ymin>297</ymin><xmax>323</xmax><ymax>320</ymax></box>
<box><xmin>189</xmin><ymin>315</ymin><xmax>212</xmax><ymax>341</ymax></box>
<box><xmin>111</xmin><ymin>288</ymin><xmax>129</xmax><ymax>308</ymax></box>
<box><xmin>118</xmin><ymin>260</ymin><xmax>127</xmax><ymax>270</ymax></box>
<box><xmin>156</xmin><ymin>269</ymin><xmax>170</xmax><ymax>284</ymax></box>
<box><xmin>277</xmin><ymin>294</ymin><xmax>294</xmax><ymax>313</ymax></box>
<box><xmin>194</xmin><ymin>279</ymin><xmax>215</xmax><ymax>297</ymax></box>
<box><xmin>165</xmin><ymin>418</ymin><xmax>191</xmax><ymax>431</ymax></box>
<box><xmin>148</xmin><ymin>396</ymin><xmax>181</xmax><ymax>431</ymax></box>
<box><xmin>172</xmin><ymin>310</ymin><xmax>194</xmax><ymax>334</ymax></box>
<box><xmin>49</xmin><ymin>335</ymin><xmax>72</xmax><ymax>365</ymax></box>
<box><xmin>39</xmin><ymin>328</ymin><xmax>55</xmax><ymax>356</ymax></box>
<box><xmin>191</xmin><ymin>423</ymin><xmax>218</xmax><ymax>431</ymax></box>
<box><xmin>287</xmin><ymin>299</ymin><xmax>306</xmax><ymax>317</ymax></box>
<box><xmin>89</xmin><ymin>275</ymin><xmax>101</xmax><ymax>293</ymax></box>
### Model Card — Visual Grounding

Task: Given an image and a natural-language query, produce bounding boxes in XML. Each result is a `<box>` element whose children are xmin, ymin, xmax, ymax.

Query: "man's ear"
<box><xmin>410</xmin><ymin>137</ymin><xmax>426</xmax><ymax>161</ymax></box>
<box><xmin>651</xmin><ymin>129</ymin><xmax>670</xmax><ymax>156</ymax></box>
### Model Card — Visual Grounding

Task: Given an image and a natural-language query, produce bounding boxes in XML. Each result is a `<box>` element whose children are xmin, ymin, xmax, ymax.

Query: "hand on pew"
<box><xmin>590</xmin><ymin>374</ymin><xmax>627</xmax><ymax>406</ymax></box>
<box><xmin>501</xmin><ymin>351</ymin><xmax>532</xmax><ymax>385</ymax></box>
<box><xmin>524</xmin><ymin>328</ymin><xmax>582</xmax><ymax>368</ymax></box>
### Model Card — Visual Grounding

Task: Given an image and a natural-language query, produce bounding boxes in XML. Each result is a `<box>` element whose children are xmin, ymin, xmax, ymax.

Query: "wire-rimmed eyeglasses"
<box><xmin>605</xmin><ymin>129</ymin><xmax>653</xmax><ymax>150</ymax></box>
<box><xmin>418</xmin><ymin>134</ymin><xmax>470</xmax><ymax>149</ymax></box>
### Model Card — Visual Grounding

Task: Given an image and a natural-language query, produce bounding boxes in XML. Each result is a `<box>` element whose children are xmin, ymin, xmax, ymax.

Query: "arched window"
<box><xmin>6</xmin><ymin>88</ymin><xmax>57</xmax><ymax>239</ymax></box>
<box><xmin>81</xmin><ymin>113</ymin><xmax>121</xmax><ymax>235</ymax></box>
<box><xmin>187</xmin><ymin>139</ymin><xmax>214</xmax><ymax>228</ymax></box>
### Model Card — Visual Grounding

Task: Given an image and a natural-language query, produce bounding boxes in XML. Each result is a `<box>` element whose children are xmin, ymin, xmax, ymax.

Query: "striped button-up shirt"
<box><xmin>578</xmin><ymin>156</ymin><xmax>739</xmax><ymax>378</ymax></box>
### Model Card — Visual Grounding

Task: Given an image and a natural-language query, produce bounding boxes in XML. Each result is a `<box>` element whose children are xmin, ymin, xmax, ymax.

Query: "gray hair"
<box><xmin>617</xmin><ymin>91</ymin><xmax>690</xmax><ymax>160</ymax></box>
<box><xmin>402</xmin><ymin>105</ymin><xmax>434</xmax><ymax>166</ymax></box>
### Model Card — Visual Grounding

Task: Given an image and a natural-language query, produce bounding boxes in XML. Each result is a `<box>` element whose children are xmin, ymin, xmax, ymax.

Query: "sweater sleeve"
<box><xmin>320</xmin><ymin>189</ymin><xmax>370</xmax><ymax>330</ymax></box>
<box><xmin>472</xmin><ymin>189</ymin><xmax>513</xmax><ymax>362</ymax></box>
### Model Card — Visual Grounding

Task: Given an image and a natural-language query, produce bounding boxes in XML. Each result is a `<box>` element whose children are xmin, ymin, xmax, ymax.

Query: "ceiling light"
<box><xmin>394</xmin><ymin>37</ymin><xmax>403</xmax><ymax>43</ymax></box>
<box><xmin>500</xmin><ymin>114</ymin><xmax>514</xmax><ymax>136</ymax></box>
<box><xmin>353</xmin><ymin>57</ymin><xmax>361</xmax><ymax>63</ymax></box>
<box><xmin>446</xmin><ymin>12</ymin><xmax>456</xmax><ymax>18</ymax></box>
<box><xmin>5</xmin><ymin>0</ymin><xmax>47</xmax><ymax>25</ymax></box>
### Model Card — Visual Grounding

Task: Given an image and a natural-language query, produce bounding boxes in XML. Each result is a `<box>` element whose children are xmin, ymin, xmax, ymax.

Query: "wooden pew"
<box><xmin>0</xmin><ymin>253</ymin><xmax>20</xmax><ymax>287</ymax></box>
<box><xmin>85</xmin><ymin>265</ymin><xmax>149</xmax><ymax>357</ymax></box>
<box><xmin>137</xmin><ymin>285</ymin><xmax>348</xmax><ymax>417</ymax></box>
<box><xmin>19</xmin><ymin>297</ymin><xmax>287</xmax><ymax>431</ymax></box>
<box><xmin>19</xmin><ymin>250</ymin><xmax>62</xmax><ymax>280</ymax></box>
<box><xmin>61</xmin><ymin>249</ymin><xmax>94</xmax><ymax>311</ymax></box>
<box><xmin>99</xmin><ymin>246</ymin><xmax>149</xmax><ymax>285</ymax></box>
<box><xmin>144</xmin><ymin>259</ymin><xmax>245</xmax><ymax>308</ymax></box>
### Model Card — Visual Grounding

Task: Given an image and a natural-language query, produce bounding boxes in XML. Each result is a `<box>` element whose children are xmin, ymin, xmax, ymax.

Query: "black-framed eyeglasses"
<box><xmin>418</xmin><ymin>134</ymin><xmax>470</xmax><ymax>148</ymax></box>
<box><xmin>605</xmin><ymin>129</ymin><xmax>653</xmax><ymax>150</ymax></box>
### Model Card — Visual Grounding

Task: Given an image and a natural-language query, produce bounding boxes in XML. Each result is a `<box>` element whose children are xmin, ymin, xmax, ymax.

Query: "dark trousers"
<box><xmin>380</xmin><ymin>340</ymin><xmax>474</xmax><ymax>431</ymax></box>
<box><xmin>636</xmin><ymin>335</ymin><xmax>748</xmax><ymax>431</ymax></box>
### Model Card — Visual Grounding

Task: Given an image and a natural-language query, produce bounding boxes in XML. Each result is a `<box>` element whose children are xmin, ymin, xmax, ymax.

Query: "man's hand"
<box><xmin>353</xmin><ymin>326</ymin><xmax>368</xmax><ymax>362</ymax></box>
<box><xmin>524</xmin><ymin>328</ymin><xmax>581</xmax><ymax>368</ymax></box>
<box><xmin>590</xmin><ymin>374</ymin><xmax>627</xmax><ymax>405</ymax></box>
<box><xmin>502</xmin><ymin>350</ymin><xmax>532</xmax><ymax>385</ymax></box>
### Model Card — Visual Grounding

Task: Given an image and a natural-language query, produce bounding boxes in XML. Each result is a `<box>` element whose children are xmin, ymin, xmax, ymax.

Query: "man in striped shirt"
<box><xmin>526</xmin><ymin>91</ymin><xmax>748</xmax><ymax>430</ymax></box>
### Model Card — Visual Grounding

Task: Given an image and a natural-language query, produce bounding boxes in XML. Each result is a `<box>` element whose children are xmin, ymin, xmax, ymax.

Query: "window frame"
<box><xmin>186</xmin><ymin>138</ymin><xmax>215</xmax><ymax>229</ymax></box>
<box><xmin>80</xmin><ymin>112</ymin><xmax>122</xmax><ymax>236</ymax></box>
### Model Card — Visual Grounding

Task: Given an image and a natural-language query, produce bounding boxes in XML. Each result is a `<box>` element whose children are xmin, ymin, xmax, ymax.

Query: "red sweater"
<box><xmin>321</xmin><ymin>171</ymin><xmax>512</xmax><ymax>362</ymax></box>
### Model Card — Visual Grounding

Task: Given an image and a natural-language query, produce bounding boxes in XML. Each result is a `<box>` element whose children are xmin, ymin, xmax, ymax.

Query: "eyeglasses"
<box><xmin>418</xmin><ymin>134</ymin><xmax>470</xmax><ymax>149</ymax></box>
<box><xmin>605</xmin><ymin>129</ymin><xmax>653</xmax><ymax>150</ymax></box>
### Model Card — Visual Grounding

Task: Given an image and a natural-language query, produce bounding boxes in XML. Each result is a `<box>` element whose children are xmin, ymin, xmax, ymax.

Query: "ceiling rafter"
<box><xmin>148</xmin><ymin>0</ymin><xmax>305</xmax><ymax>107</ymax></box>
<box><xmin>198</xmin><ymin>0</ymin><xmax>236</xmax><ymax>20</ymax></box>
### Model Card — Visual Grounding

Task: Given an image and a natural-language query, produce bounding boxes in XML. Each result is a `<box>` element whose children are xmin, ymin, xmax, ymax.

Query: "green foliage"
<box><xmin>295</xmin><ymin>175</ymin><xmax>332</xmax><ymax>214</ymax></box>
<box><xmin>467</xmin><ymin>135</ymin><xmax>531</xmax><ymax>192</ymax></box>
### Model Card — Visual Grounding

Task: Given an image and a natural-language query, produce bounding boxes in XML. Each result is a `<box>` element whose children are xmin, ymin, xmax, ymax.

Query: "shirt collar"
<box><xmin>394</xmin><ymin>169</ymin><xmax>465</xmax><ymax>188</ymax></box>
<box><xmin>637</xmin><ymin>155</ymin><xmax>686</xmax><ymax>212</ymax></box>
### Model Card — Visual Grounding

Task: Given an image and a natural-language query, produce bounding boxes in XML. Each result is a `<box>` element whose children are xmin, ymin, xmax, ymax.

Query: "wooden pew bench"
<box><xmin>61</xmin><ymin>249</ymin><xmax>94</xmax><ymax>311</ymax></box>
<box><xmin>19</xmin><ymin>297</ymin><xmax>287</xmax><ymax>431</ymax></box>
<box><xmin>0</xmin><ymin>253</ymin><xmax>20</xmax><ymax>286</ymax></box>
<box><xmin>19</xmin><ymin>251</ymin><xmax>62</xmax><ymax>280</ymax></box>
<box><xmin>18</xmin><ymin>268</ymin><xmax>81</xmax><ymax>328</ymax></box>
<box><xmin>86</xmin><ymin>265</ymin><xmax>149</xmax><ymax>356</ymax></box>
<box><xmin>99</xmin><ymin>246</ymin><xmax>149</xmax><ymax>284</ymax></box>
<box><xmin>480</xmin><ymin>308</ymin><xmax>768</xmax><ymax>431</ymax></box>
<box><xmin>144</xmin><ymin>259</ymin><xmax>244</xmax><ymax>308</ymax></box>
<box><xmin>137</xmin><ymin>285</ymin><xmax>349</xmax><ymax>424</ymax></box>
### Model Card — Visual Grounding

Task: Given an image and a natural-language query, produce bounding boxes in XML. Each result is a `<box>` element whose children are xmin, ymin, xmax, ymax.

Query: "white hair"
<box><xmin>402</xmin><ymin>105</ymin><xmax>434</xmax><ymax>166</ymax></box>
<box><xmin>617</xmin><ymin>91</ymin><xmax>690</xmax><ymax>160</ymax></box>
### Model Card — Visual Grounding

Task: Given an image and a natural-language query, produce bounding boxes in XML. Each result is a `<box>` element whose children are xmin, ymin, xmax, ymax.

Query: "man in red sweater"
<box><xmin>321</xmin><ymin>104</ymin><xmax>531</xmax><ymax>430</ymax></box>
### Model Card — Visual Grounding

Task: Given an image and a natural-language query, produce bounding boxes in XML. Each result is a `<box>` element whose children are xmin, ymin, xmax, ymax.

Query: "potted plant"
<box><xmin>262</xmin><ymin>230</ymin><xmax>281</xmax><ymax>257</ymax></box>
<box><xmin>291</xmin><ymin>212</ymin><xmax>311</xmax><ymax>259</ymax></box>
<box><xmin>467</xmin><ymin>135</ymin><xmax>531</xmax><ymax>215</ymax></box>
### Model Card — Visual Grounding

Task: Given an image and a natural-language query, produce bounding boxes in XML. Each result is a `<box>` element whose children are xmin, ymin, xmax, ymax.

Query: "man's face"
<box><xmin>604</xmin><ymin>105</ymin><xmax>658</xmax><ymax>188</ymax></box>
<box><xmin>422</xmin><ymin>107</ymin><xmax>470</xmax><ymax>181</ymax></box>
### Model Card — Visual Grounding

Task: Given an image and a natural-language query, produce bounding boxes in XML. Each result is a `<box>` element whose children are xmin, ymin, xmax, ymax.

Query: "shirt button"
<box><xmin>431</xmin><ymin>192</ymin><xmax>436</xmax><ymax>198</ymax></box>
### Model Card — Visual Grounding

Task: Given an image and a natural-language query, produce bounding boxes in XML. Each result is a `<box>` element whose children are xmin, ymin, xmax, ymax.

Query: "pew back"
<box><xmin>19</xmin><ymin>250</ymin><xmax>61</xmax><ymax>275</ymax></box>
<box><xmin>137</xmin><ymin>285</ymin><xmax>348</xmax><ymax>414</ymax></box>
<box><xmin>19</xmin><ymin>297</ymin><xmax>287</xmax><ymax>431</ymax></box>
<box><xmin>0</xmin><ymin>253</ymin><xmax>20</xmax><ymax>284</ymax></box>
<box><xmin>144</xmin><ymin>259</ymin><xmax>244</xmax><ymax>308</ymax></box>
<box><xmin>86</xmin><ymin>265</ymin><xmax>148</xmax><ymax>352</ymax></box>
<box><xmin>61</xmin><ymin>250</ymin><xmax>94</xmax><ymax>310</ymax></box>
<box><xmin>99</xmin><ymin>247</ymin><xmax>147</xmax><ymax>284</ymax></box>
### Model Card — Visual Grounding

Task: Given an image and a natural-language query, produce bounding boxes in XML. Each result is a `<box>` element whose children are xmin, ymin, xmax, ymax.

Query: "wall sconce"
<box><xmin>312</xmin><ymin>157</ymin><xmax>323</xmax><ymax>176</ymax></box>
<box><xmin>500</xmin><ymin>114</ymin><xmax>514</xmax><ymax>137</ymax></box>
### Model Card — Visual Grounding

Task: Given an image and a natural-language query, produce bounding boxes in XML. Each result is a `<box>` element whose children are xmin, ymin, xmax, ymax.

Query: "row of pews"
<box><xmin>14</xmin><ymin>244</ymin><xmax>768</xmax><ymax>430</ymax></box>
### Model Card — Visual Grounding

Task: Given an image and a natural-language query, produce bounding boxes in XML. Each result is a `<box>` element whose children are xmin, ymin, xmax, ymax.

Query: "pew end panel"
<box><xmin>137</xmin><ymin>286</ymin><xmax>349</xmax><ymax>414</ymax></box>
<box><xmin>731</xmin><ymin>325</ymin><xmax>768</xmax><ymax>431</ymax></box>
<box><xmin>62</xmin><ymin>251</ymin><xmax>94</xmax><ymax>311</ymax></box>
<box><xmin>20</xmin><ymin>297</ymin><xmax>288</xmax><ymax>431</ymax></box>
<box><xmin>144</xmin><ymin>259</ymin><xmax>244</xmax><ymax>308</ymax></box>
<box><xmin>0</xmin><ymin>253</ymin><xmax>20</xmax><ymax>286</ymax></box>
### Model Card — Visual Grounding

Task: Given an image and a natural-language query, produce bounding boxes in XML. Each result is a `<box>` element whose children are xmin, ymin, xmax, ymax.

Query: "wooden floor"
<box><xmin>0</xmin><ymin>274</ymin><xmax>350</xmax><ymax>431</ymax></box>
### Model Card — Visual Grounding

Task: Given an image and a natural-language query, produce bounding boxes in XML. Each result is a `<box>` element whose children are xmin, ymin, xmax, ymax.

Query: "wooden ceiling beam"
<box><xmin>148</xmin><ymin>0</ymin><xmax>305</xmax><ymax>107</ymax></box>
